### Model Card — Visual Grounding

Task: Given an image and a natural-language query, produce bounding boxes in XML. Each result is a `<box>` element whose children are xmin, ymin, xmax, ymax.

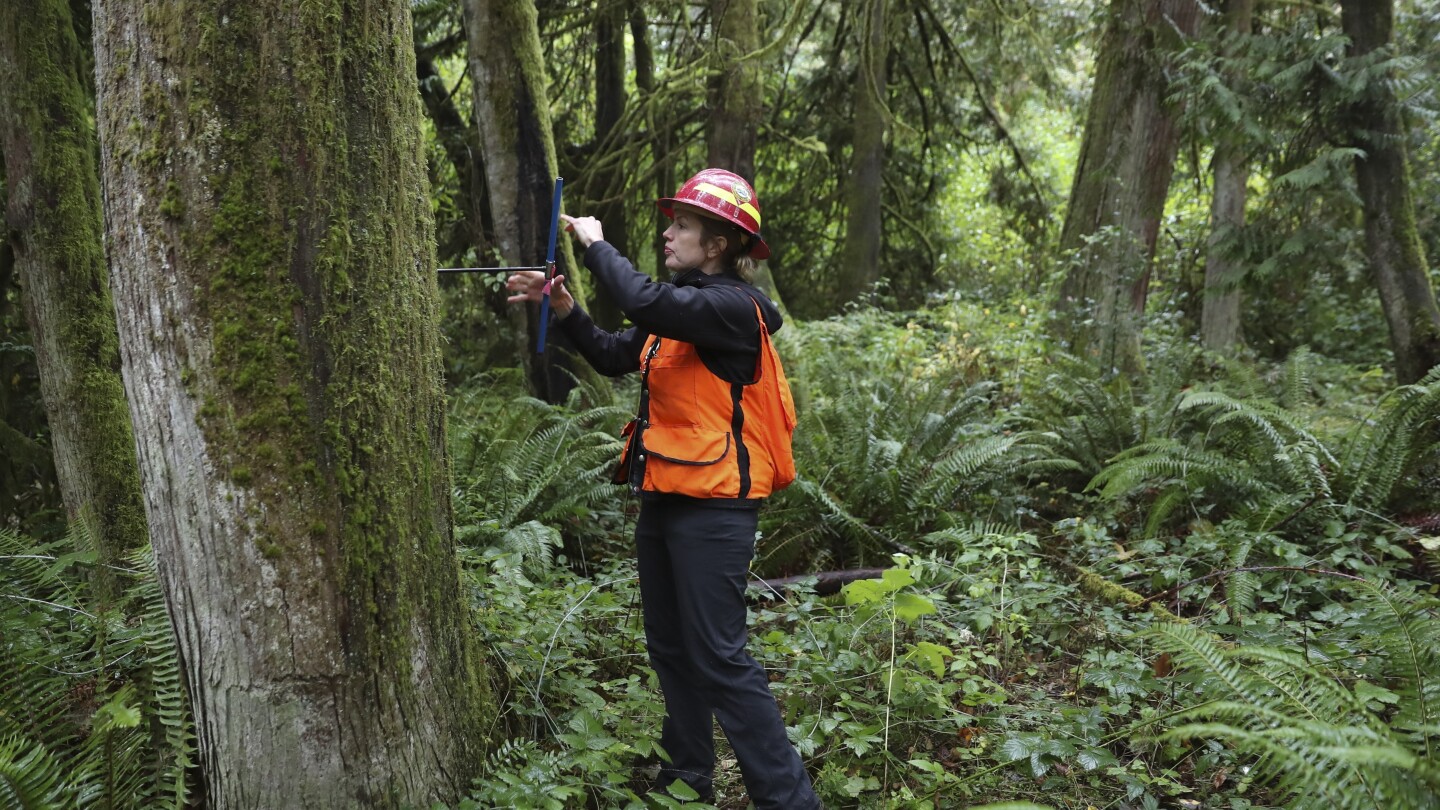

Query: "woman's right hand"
<box><xmin>505</xmin><ymin>270</ymin><xmax>574</xmax><ymax>318</ymax></box>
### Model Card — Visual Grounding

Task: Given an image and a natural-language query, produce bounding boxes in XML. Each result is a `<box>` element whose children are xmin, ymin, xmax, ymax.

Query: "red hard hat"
<box><xmin>658</xmin><ymin>168</ymin><xmax>770</xmax><ymax>260</ymax></box>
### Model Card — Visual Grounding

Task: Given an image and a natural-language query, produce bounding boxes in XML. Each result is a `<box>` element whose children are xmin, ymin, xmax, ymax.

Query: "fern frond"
<box><xmin>1146</xmin><ymin>579</ymin><xmax>1440</xmax><ymax>809</ymax></box>
<box><xmin>1336</xmin><ymin>371</ymin><xmax>1440</xmax><ymax>511</ymax></box>
<box><xmin>0</xmin><ymin>734</ymin><xmax>71</xmax><ymax>810</ymax></box>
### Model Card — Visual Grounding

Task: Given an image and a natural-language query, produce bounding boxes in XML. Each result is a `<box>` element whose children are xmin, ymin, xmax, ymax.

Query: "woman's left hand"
<box><xmin>560</xmin><ymin>213</ymin><xmax>605</xmax><ymax>248</ymax></box>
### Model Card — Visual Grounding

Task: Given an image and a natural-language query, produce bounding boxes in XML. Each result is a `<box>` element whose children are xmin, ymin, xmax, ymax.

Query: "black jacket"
<box><xmin>557</xmin><ymin>241</ymin><xmax>784</xmax><ymax>384</ymax></box>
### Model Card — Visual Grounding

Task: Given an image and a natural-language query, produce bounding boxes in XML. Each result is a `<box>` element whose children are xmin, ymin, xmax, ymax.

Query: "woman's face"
<box><xmin>663</xmin><ymin>208</ymin><xmax>724</xmax><ymax>274</ymax></box>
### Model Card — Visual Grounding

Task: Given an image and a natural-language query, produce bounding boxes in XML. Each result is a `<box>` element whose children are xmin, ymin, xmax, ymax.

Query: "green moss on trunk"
<box><xmin>0</xmin><ymin>0</ymin><xmax>148</xmax><ymax>595</ymax></box>
<box><xmin>96</xmin><ymin>0</ymin><xmax>495</xmax><ymax>803</ymax></box>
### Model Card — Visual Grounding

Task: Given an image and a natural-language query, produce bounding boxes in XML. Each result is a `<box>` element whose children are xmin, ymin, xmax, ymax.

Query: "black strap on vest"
<box><xmin>730</xmin><ymin>382</ymin><xmax>751</xmax><ymax>498</ymax></box>
<box><xmin>627</xmin><ymin>337</ymin><xmax>663</xmax><ymax>489</ymax></box>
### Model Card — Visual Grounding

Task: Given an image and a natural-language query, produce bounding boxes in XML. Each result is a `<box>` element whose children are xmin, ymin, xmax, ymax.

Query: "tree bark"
<box><xmin>1340</xmin><ymin>0</ymin><xmax>1440</xmax><ymax>384</ymax></box>
<box><xmin>1052</xmin><ymin>0</ymin><xmax>1201</xmax><ymax>374</ymax></box>
<box><xmin>836</xmin><ymin>0</ymin><xmax>889</xmax><ymax>307</ymax></box>
<box><xmin>1200</xmin><ymin>0</ymin><xmax>1252</xmax><ymax>353</ymax></box>
<box><xmin>0</xmin><ymin>0</ymin><xmax>146</xmax><ymax>592</ymax></box>
<box><xmin>92</xmin><ymin>0</ymin><xmax>494</xmax><ymax>806</ymax></box>
<box><xmin>465</xmin><ymin>0</ymin><xmax>581</xmax><ymax>403</ymax></box>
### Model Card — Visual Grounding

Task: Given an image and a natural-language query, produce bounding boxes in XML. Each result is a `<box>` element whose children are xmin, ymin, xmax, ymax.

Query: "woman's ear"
<box><xmin>706</xmin><ymin>236</ymin><xmax>728</xmax><ymax>258</ymax></box>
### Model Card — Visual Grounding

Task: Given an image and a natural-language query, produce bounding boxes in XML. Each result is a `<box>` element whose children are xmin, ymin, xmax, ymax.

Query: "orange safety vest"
<box><xmin>615</xmin><ymin>299</ymin><xmax>797</xmax><ymax>499</ymax></box>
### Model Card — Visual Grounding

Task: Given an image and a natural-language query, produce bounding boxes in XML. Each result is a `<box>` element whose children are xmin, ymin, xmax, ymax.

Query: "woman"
<box><xmin>506</xmin><ymin>168</ymin><xmax>820</xmax><ymax>809</ymax></box>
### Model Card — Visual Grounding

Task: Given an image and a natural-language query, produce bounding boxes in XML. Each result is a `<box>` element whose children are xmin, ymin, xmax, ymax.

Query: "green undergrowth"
<box><xmin>448</xmin><ymin>303</ymin><xmax>1440</xmax><ymax>809</ymax></box>
<box><xmin>2</xmin><ymin>304</ymin><xmax>1436</xmax><ymax>809</ymax></box>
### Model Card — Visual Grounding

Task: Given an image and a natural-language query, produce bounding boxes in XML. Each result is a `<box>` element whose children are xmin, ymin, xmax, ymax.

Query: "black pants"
<box><xmin>635</xmin><ymin>496</ymin><xmax>820</xmax><ymax>810</ymax></box>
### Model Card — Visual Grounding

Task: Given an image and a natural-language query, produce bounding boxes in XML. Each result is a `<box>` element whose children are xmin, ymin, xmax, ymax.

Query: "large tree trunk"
<box><xmin>836</xmin><ymin>0</ymin><xmax>888</xmax><ymax>307</ymax></box>
<box><xmin>0</xmin><ymin>0</ymin><xmax>146</xmax><ymax>592</ymax></box>
<box><xmin>465</xmin><ymin>0</ymin><xmax>580</xmax><ymax>403</ymax></box>
<box><xmin>92</xmin><ymin>0</ymin><xmax>494</xmax><ymax>806</ymax></box>
<box><xmin>1052</xmin><ymin>0</ymin><xmax>1201</xmax><ymax>374</ymax></box>
<box><xmin>1200</xmin><ymin>0</ymin><xmax>1252</xmax><ymax>353</ymax></box>
<box><xmin>1341</xmin><ymin>0</ymin><xmax>1440</xmax><ymax>384</ymax></box>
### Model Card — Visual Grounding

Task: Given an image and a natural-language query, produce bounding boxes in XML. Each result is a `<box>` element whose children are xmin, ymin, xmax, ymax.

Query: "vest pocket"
<box><xmin>640</xmin><ymin>425</ymin><xmax>736</xmax><ymax>498</ymax></box>
<box><xmin>641</xmin><ymin>424</ymin><xmax>730</xmax><ymax>465</ymax></box>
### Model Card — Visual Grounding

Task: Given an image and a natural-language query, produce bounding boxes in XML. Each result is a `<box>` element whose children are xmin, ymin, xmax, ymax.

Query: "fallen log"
<box><xmin>749</xmin><ymin>568</ymin><xmax>887</xmax><ymax>599</ymax></box>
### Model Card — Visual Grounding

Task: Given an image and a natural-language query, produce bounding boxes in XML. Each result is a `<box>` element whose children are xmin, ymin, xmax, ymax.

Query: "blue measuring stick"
<box><xmin>536</xmin><ymin>176</ymin><xmax>564</xmax><ymax>353</ymax></box>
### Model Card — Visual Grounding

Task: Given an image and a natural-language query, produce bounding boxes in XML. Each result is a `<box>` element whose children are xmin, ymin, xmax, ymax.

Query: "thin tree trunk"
<box><xmin>588</xmin><ymin>0</ymin><xmax>628</xmax><ymax>329</ymax></box>
<box><xmin>1052</xmin><ymin>0</ymin><xmax>1201</xmax><ymax>374</ymax></box>
<box><xmin>0</xmin><ymin>0</ymin><xmax>146</xmax><ymax>594</ymax></box>
<box><xmin>707</xmin><ymin>0</ymin><xmax>762</xmax><ymax>182</ymax></box>
<box><xmin>416</xmin><ymin>54</ymin><xmax>491</xmax><ymax>267</ymax></box>
<box><xmin>704</xmin><ymin>0</ymin><xmax>786</xmax><ymax>309</ymax></box>
<box><xmin>0</xmin><ymin>226</ymin><xmax>63</xmax><ymax>528</ymax></box>
<box><xmin>92</xmin><ymin>0</ymin><xmax>494</xmax><ymax>805</ymax></box>
<box><xmin>836</xmin><ymin>0</ymin><xmax>888</xmax><ymax>307</ymax></box>
<box><xmin>632</xmin><ymin>1</ymin><xmax>673</xmax><ymax>275</ymax></box>
<box><xmin>465</xmin><ymin>0</ymin><xmax>581</xmax><ymax>402</ymax></box>
<box><xmin>1340</xmin><ymin>0</ymin><xmax>1440</xmax><ymax>384</ymax></box>
<box><xmin>1200</xmin><ymin>0</ymin><xmax>1252</xmax><ymax>353</ymax></box>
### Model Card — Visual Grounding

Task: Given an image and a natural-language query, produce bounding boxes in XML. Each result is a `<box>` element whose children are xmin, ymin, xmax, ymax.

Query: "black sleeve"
<box><xmin>584</xmin><ymin>241</ymin><xmax>762</xmax><ymax>350</ymax></box>
<box><xmin>556</xmin><ymin>303</ymin><xmax>646</xmax><ymax>377</ymax></box>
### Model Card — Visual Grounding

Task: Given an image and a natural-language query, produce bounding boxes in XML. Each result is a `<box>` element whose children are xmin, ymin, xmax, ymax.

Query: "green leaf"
<box><xmin>894</xmin><ymin>592</ymin><xmax>936</xmax><ymax>623</ymax></box>
<box><xmin>908</xmin><ymin>641</ymin><xmax>953</xmax><ymax>677</ymax></box>
<box><xmin>843</xmin><ymin>579</ymin><xmax>886</xmax><ymax>606</ymax></box>
<box><xmin>999</xmin><ymin>736</ymin><xmax>1032</xmax><ymax>762</ymax></box>
<box><xmin>663</xmin><ymin>779</ymin><xmax>699</xmax><ymax>800</ymax></box>
<box><xmin>1076</xmin><ymin>747</ymin><xmax>1118</xmax><ymax>771</ymax></box>
<box><xmin>1353</xmin><ymin>680</ymin><xmax>1400</xmax><ymax>706</ymax></box>
<box><xmin>881</xmin><ymin>567</ymin><xmax>916</xmax><ymax>591</ymax></box>
<box><xmin>94</xmin><ymin>690</ymin><xmax>142</xmax><ymax>731</ymax></box>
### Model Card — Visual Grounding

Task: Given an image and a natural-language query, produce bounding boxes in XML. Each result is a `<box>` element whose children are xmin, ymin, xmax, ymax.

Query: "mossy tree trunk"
<box><xmin>1200</xmin><ymin>0</ymin><xmax>1251</xmax><ymax>353</ymax></box>
<box><xmin>0</xmin><ymin>0</ymin><xmax>146</xmax><ymax>593</ymax></box>
<box><xmin>1340</xmin><ymin>0</ymin><xmax>1440</xmax><ymax>384</ymax></box>
<box><xmin>1052</xmin><ymin>0</ymin><xmax>1200</xmax><ymax>374</ymax></box>
<box><xmin>464</xmin><ymin>0</ymin><xmax>581</xmax><ymax>402</ymax></box>
<box><xmin>836</xmin><ymin>0</ymin><xmax>889</xmax><ymax>308</ymax></box>
<box><xmin>92</xmin><ymin>0</ymin><xmax>494</xmax><ymax>806</ymax></box>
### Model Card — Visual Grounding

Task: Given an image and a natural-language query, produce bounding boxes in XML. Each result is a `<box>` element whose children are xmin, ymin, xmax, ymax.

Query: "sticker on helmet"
<box><xmin>733</xmin><ymin>183</ymin><xmax>751</xmax><ymax>204</ymax></box>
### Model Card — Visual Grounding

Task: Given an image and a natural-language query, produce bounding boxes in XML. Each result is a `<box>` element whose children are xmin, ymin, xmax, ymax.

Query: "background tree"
<box><xmin>0</xmin><ymin>164</ymin><xmax>64</xmax><ymax>538</ymax></box>
<box><xmin>707</xmin><ymin>0</ymin><xmax>764</xmax><ymax>180</ymax></box>
<box><xmin>1200</xmin><ymin>0</ymin><xmax>1253</xmax><ymax>352</ymax></box>
<box><xmin>466</xmin><ymin>0</ymin><xmax>584</xmax><ymax>402</ymax></box>
<box><xmin>1340</xmin><ymin>0</ymin><xmax>1440</xmax><ymax>384</ymax></box>
<box><xmin>583</xmin><ymin>0</ymin><xmax>629</xmax><ymax>329</ymax></box>
<box><xmin>1052</xmin><ymin>0</ymin><xmax>1202</xmax><ymax>374</ymax></box>
<box><xmin>0</xmin><ymin>0</ymin><xmax>146</xmax><ymax>593</ymax></box>
<box><xmin>835</xmin><ymin>0</ymin><xmax>890</xmax><ymax>307</ymax></box>
<box><xmin>92</xmin><ymin>0</ymin><xmax>494</xmax><ymax>805</ymax></box>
